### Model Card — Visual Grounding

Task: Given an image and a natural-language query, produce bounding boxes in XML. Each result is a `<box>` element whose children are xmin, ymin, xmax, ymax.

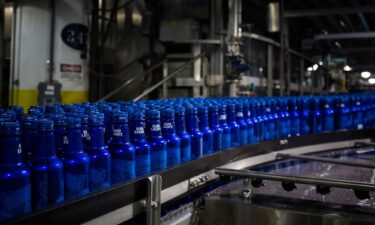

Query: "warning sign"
<box><xmin>60</xmin><ymin>63</ymin><xmax>82</xmax><ymax>82</ymax></box>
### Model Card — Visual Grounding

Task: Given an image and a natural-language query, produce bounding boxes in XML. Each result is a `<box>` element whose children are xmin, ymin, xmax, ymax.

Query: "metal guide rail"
<box><xmin>5</xmin><ymin>129</ymin><xmax>375</xmax><ymax>225</ymax></box>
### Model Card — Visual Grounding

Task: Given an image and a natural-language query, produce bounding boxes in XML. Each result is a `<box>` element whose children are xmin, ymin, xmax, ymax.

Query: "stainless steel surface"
<box><xmin>199</xmin><ymin>195</ymin><xmax>375</xmax><ymax>225</ymax></box>
<box><xmin>276</xmin><ymin>153</ymin><xmax>375</xmax><ymax>169</ymax></box>
<box><xmin>99</xmin><ymin>59</ymin><xmax>167</xmax><ymax>101</ymax></box>
<box><xmin>134</xmin><ymin>53</ymin><xmax>204</xmax><ymax>101</ymax></box>
<box><xmin>146</xmin><ymin>175</ymin><xmax>162</xmax><ymax>225</ymax></box>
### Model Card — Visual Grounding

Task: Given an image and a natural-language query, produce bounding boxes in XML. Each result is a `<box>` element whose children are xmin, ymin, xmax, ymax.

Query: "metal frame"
<box><xmin>276</xmin><ymin>153</ymin><xmax>375</xmax><ymax>169</ymax></box>
<box><xmin>7</xmin><ymin>129</ymin><xmax>374</xmax><ymax>225</ymax></box>
<box><xmin>215</xmin><ymin>168</ymin><xmax>375</xmax><ymax>192</ymax></box>
<box><xmin>284</xmin><ymin>6</ymin><xmax>375</xmax><ymax>18</ymax></box>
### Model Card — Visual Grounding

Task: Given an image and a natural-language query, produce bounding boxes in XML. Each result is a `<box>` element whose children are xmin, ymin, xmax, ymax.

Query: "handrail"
<box><xmin>133</xmin><ymin>53</ymin><xmax>205</xmax><ymax>101</ymax></box>
<box><xmin>98</xmin><ymin>58</ymin><xmax>167</xmax><ymax>102</ymax></box>
<box><xmin>276</xmin><ymin>153</ymin><xmax>375</xmax><ymax>169</ymax></box>
<box><xmin>215</xmin><ymin>167</ymin><xmax>375</xmax><ymax>192</ymax></box>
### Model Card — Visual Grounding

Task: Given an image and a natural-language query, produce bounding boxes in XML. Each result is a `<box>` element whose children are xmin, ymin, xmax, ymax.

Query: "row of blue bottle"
<box><xmin>1</xmin><ymin>92</ymin><xmax>375</xmax><ymax>222</ymax></box>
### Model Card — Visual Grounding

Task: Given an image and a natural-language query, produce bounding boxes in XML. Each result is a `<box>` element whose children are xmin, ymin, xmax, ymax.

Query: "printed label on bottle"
<box><xmin>136</xmin><ymin>155</ymin><xmax>150</xmax><ymax>176</ymax></box>
<box><xmin>236</xmin><ymin>112</ymin><xmax>243</xmax><ymax>117</ymax></box>
<box><xmin>358</xmin><ymin>124</ymin><xmax>363</xmax><ymax>130</ymax></box>
<box><xmin>151</xmin><ymin>124</ymin><xmax>161</xmax><ymax>131</ymax></box>
<box><xmin>112</xmin><ymin>159</ymin><xmax>136</xmax><ymax>183</ymax></box>
<box><xmin>219</xmin><ymin>115</ymin><xmax>226</xmax><ymax>121</ymax></box>
<box><xmin>134</xmin><ymin>127</ymin><xmax>144</xmax><ymax>134</ymax></box>
<box><xmin>113</xmin><ymin>129</ymin><xmax>123</xmax><ymax>137</ymax></box>
<box><xmin>150</xmin><ymin>151</ymin><xmax>167</xmax><ymax>171</ymax></box>
<box><xmin>0</xmin><ymin>185</ymin><xmax>31</xmax><ymax>216</ymax></box>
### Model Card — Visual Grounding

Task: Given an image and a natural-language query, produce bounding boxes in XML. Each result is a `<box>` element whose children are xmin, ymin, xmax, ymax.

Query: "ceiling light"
<box><xmin>361</xmin><ymin>71</ymin><xmax>371</xmax><ymax>79</ymax></box>
<box><xmin>307</xmin><ymin>67</ymin><xmax>313</xmax><ymax>72</ymax></box>
<box><xmin>343</xmin><ymin>65</ymin><xmax>352</xmax><ymax>72</ymax></box>
<box><xmin>312</xmin><ymin>64</ymin><xmax>319</xmax><ymax>71</ymax></box>
<box><xmin>369</xmin><ymin>78</ymin><xmax>375</xmax><ymax>84</ymax></box>
<box><xmin>318</xmin><ymin>61</ymin><xmax>323</xmax><ymax>66</ymax></box>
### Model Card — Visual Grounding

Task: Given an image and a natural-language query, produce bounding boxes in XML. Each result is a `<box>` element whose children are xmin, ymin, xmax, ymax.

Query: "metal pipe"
<box><xmin>133</xmin><ymin>53</ymin><xmax>204</xmax><ymax>101</ymax></box>
<box><xmin>215</xmin><ymin>168</ymin><xmax>375</xmax><ymax>192</ymax></box>
<box><xmin>276</xmin><ymin>153</ymin><xmax>375</xmax><ymax>169</ymax></box>
<box><xmin>98</xmin><ymin>58</ymin><xmax>167</xmax><ymax>102</ymax></box>
<box><xmin>48</xmin><ymin>0</ymin><xmax>55</xmax><ymax>82</ymax></box>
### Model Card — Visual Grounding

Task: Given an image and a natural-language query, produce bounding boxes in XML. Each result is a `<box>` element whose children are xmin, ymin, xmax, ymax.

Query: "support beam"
<box><xmin>315</xmin><ymin>32</ymin><xmax>375</xmax><ymax>40</ymax></box>
<box><xmin>284</xmin><ymin>6</ymin><xmax>375</xmax><ymax>18</ymax></box>
<box><xmin>267</xmin><ymin>45</ymin><xmax>273</xmax><ymax>96</ymax></box>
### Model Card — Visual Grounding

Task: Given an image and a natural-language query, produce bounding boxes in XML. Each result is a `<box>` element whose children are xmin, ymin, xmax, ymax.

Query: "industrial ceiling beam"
<box><xmin>315</xmin><ymin>32</ymin><xmax>375</xmax><ymax>40</ymax></box>
<box><xmin>284</xmin><ymin>6</ymin><xmax>375</xmax><ymax>18</ymax></box>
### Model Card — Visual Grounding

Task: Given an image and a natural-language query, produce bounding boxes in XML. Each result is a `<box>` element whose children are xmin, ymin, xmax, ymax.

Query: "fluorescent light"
<box><xmin>318</xmin><ymin>61</ymin><xmax>323</xmax><ymax>66</ymax></box>
<box><xmin>343</xmin><ymin>65</ymin><xmax>352</xmax><ymax>72</ymax></box>
<box><xmin>369</xmin><ymin>78</ymin><xmax>375</xmax><ymax>84</ymax></box>
<box><xmin>361</xmin><ymin>71</ymin><xmax>371</xmax><ymax>79</ymax></box>
<box><xmin>312</xmin><ymin>64</ymin><xmax>319</xmax><ymax>71</ymax></box>
<box><xmin>307</xmin><ymin>67</ymin><xmax>313</xmax><ymax>72</ymax></box>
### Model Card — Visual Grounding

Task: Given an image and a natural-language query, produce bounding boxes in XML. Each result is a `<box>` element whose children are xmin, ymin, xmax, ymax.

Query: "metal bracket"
<box><xmin>146</xmin><ymin>175</ymin><xmax>162</xmax><ymax>225</ymax></box>
<box><xmin>189</xmin><ymin>174</ymin><xmax>210</xmax><ymax>189</ymax></box>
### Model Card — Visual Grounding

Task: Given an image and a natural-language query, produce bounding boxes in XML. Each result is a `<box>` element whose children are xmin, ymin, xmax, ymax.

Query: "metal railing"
<box><xmin>98</xmin><ymin>58</ymin><xmax>167</xmax><ymax>102</ymax></box>
<box><xmin>133</xmin><ymin>53</ymin><xmax>205</xmax><ymax>101</ymax></box>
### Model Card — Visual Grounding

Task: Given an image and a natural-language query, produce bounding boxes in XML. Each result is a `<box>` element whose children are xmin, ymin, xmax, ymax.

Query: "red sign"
<box><xmin>60</xmin><ymin>64</ymin><xmax>82</xmax><ymax>73</ymax></box>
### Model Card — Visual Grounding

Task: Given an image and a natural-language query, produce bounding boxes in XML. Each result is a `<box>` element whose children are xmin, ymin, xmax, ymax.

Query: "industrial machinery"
<box><xmin>5</xmin><ymin>129</ymin><xmax>375</xmax><ymax>225</ymax></box>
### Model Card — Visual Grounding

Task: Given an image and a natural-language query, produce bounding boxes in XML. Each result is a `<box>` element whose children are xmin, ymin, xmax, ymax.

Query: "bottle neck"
<box><xmin>227</xmin><ymin>109</ymin><xmax>236</xmax><ymax>124</ymax></box>
<box><xmin>64</xmin><ymin>127</ymin><xmax>84</xmax><ymax>153</ymax></box>
<box><xmin>218</xmin><ymin>110</ymin><xmax>227</xmax><ymax>125</ymax></box>
<box><xmin>198</xmin><ymin>113</ymin><xmax>209</xmax><ymax>129</ymax></box>
<box><xmin>175</xmin><ymin>115</ymin><xmax>187</xmax><ymax>134</ymax></box>
<box><xmin>131</xmin><ymin>120</ymin><xmax>146</xmax><ymax>142</ymax></box>
<box><xmin>36</xmin><ymin>130</ymin><xmax>57</xmax><ymax>158</ymax></box>
<box><xmin>0</xmin><ymin>135</ymin><xmax>22</xmax><ymax>164</ymax></box>
<box><xmin>187</xmin><ymin>113</ymin><xmax>199</xmax><ymax>131</ymax></box>
<box><xmin>209</xmin><ymin>111</ymin><xmax>219</xmax><ymax>128</ymax></box>
<box><xmin>88</xmin><ymin>124</ymin><xmax>105</xmax><ymax>149</ymax></box>
<box><xmin>162</xmin><ymin>117</ymin><xmax>176</xmax><ymax>135</ymax></box>
<box><xmin>149</xmin><ymin>119</ymin><xmax>163</xmax><ymax>138</ymax></box>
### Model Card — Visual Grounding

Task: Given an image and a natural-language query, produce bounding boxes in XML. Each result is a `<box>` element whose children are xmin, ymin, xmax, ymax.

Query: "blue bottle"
<box><xmin>352</xmin><ymin>96</ymin><xmax>364</xmax><ymax>130</ymax></box>
<box><xmin>218</xmin><ymin>104</ymin><xmax>231</xmax><ymax>149</ymax></box>
<box><xmin>263</xmin><ymin>100</ymin><xmax>275</xmax><ymax>141</ymax></box>
<box><xmin>86</xmin><ymin>114</ymin><xmax>111</xmax><ymax>192</ymax></box>
<box><xmin>175</xmin><ymin>107</ymin><xmax>191</xmax><ymax>162</ymax></box>
<box><xmin>271</xmin><ymin>99</ymin><xmax>280</xmax><ymax>140</ymax></box>
<box><xmin>47</xmin><ymin>114</ymin><xmax>66</xmax><ymax>157</ymax></box>
<box><xmin>30</xmin><ymin>119</ymin><xmax>64</xmax><ymax>210</ymax></box>
<box><xmin>198</xmin><ymin>106</ymin><xmax>214</xmax><ymax>154</ymax></box>
<box><xmin>9</xmin><ymin>106</ymin><xmax>23</xmax><ymax>122</ymax></box>
<box><xmin>235</xmin><ymin>103</ymin><xmax>248</xmax><ymax>145</ymax></box>
<box><xmin>208</xmin><ymin>105</ymin><xmax>223</xmax><ymax>151</ymax></box>
<box><xmin>310</xmin><ymin>97</ymin><xmax>322</xmax><ymax>134</ymax></box>
<box><xmin>288</xmin><ymin>98</ymin><xmax>300</xmax><ymax>137</ymax></box>
<box><xmin>21</xmin><ymin>115</ymin><xmax>38</xmax><ymax>161</ymax></box>
<box><xmin>185</xmin><ymin>106</ymin><xmax>203</xmax><ymax>159</ymax></box>
<box><xmin>255</xmin><ymin>101</ymin><xmax>265</xmax><ymax>141</ymax></box>
<box><xmin>335</xmin><ymin>97</ymin><xmax>350</xmax><ymax>131</ymax></box>
<box><xmin>162</xmin><ymin>108</ymin><xmax>181</xmax><ymax>166</ymax></box>
<box><xmin>321</xmin><ymin>97</ymin><xmax>334</xmax><ymax>132</ymax></box>
<box><xmin>147</xmin><ymin>110</ymin><xmax>167</xmax><ymax>172</ymax></box>
<box><xmin>299</xmin><ymin>97</ymin><xmax>310</xmax><ymax>135</ymax></box>
<box><xmin>226</xmin><ymin>104</ymin><xmax>240</xmax><ymax>147</ymax></box>
<box><xmin>130</xmin><ymin>111</ymin><xmax>151</xmax><ymax>176</ymax></box>
<box><xmin>61</xmin><ymin>117</ymin><xmax>90</xmax><ymax>200</ymax></box>
<box><xmin>278</xmin><ymin>99</ymin><xmax>290</xmax><ymax>138</ymax></box>
<box><xmin>0</xmin><ymin>121</ymin><xmax>31</xmax><ymax>222</ymax></box>
<box><xmin>250</xmin><ymin>101</ymin><xmax>261</xmax><ymax>143</ymax></box>
<box><xmin>242</xmin><ymin>102</ymin><xmax>254</xmax><ymax>144</ymax></box>
<box><xmin>80</xmin><ymin>114</ymin><xmax>90</xmax><ymax>151</ymax></box>
<box><xmin>109</xmin><ymin>112</ymin><xmax>136</xmax><ymax>184</ymax></box>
